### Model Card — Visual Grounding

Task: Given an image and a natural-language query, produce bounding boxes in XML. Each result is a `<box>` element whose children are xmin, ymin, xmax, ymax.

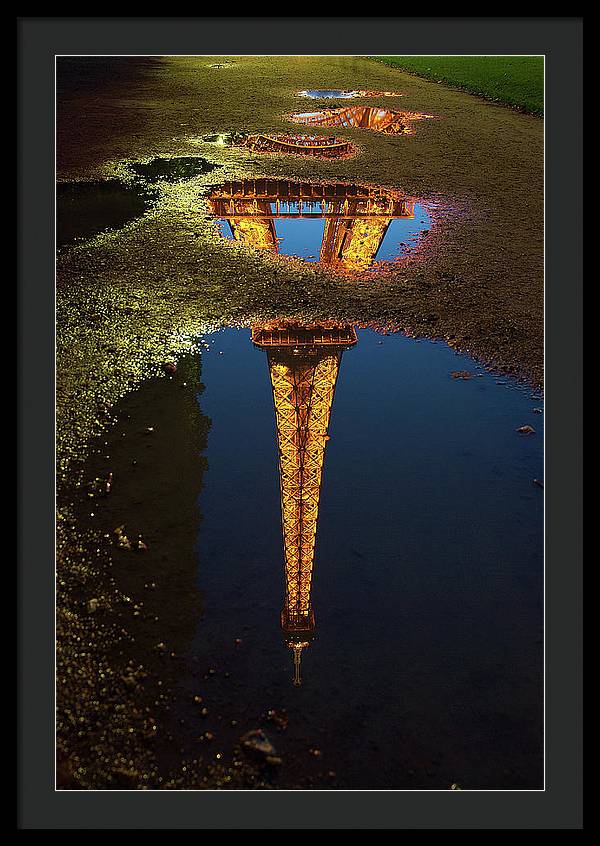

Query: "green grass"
<box><xmin>371</xmin><ymin>56</ymin><xmax>544</xmax><ymax>115</ymax></box>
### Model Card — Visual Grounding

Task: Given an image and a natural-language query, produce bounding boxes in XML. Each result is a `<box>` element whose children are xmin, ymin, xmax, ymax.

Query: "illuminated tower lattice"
<box><xmin>208</xmin><ymin>179</ymin><xmax>414</xmax><ymax>274</ymax></box>
<box><xmin>289</xmin><ymin>105</ymin><xmax>433</xmax><ymax>136</ymax></box>
<box><xmin>252</xmin><ymin>321</ymin><xmax>357</xmax><ymax>685</ymax></box>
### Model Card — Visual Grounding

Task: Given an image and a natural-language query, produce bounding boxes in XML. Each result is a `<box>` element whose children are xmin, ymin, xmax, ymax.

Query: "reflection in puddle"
<box><xmin>298</xmin><ymin>89</ymin><xmax>403</xmax><ymax>99</ymax></box>
<box><xmin>289</xmin><ymin>106</ymin><xmax>434</xmax><ymax>136</ymax></box>
<box><xmin>242</xmin><ymin>133</ymin><xmax>357</xmax><ymax>159</ymax></box>
<box><xmin>191</xmin><ymin>326</ymin><xmax>543</xmax><ymax>786</ymax></box>
<box><xmin>252</xmin><ymin>320</ymin><xmax>357</xmax><ymax>684</ymax></box>
<box><xmin>202</xmin><ymin>131</ymin><xmax>357</xmax><ymax>159</ymax></box>
<box><xmin>128</xmin><ymin>156</ymin><xmax>220</xmax><ymax>183</ymax></box>
<box><xmin>56</xmin><ymin>180</ymin><xmax>155</xmax><ymax>248</ymax></box>
<box><xmin>208</xmin><ymin>178</ymin><xmax>431</xmax><ymax>273</ymax></box>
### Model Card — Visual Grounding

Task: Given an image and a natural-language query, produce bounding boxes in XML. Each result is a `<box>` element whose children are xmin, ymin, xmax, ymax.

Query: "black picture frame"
<box><xmin>18</xmin><ymin>16</ymin><xmax>582</xmax><ymax>829</ymax></box>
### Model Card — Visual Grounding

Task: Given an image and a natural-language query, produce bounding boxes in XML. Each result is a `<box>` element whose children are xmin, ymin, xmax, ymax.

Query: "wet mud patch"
<box><xmin>206</xmin><ymin>178</ymin><xmax>433</xmax><ymax>275</ymax></box>
<box><xmin>128</xmin><ymin>156</ymin><xmax>221</xmax><ymax>184</ymax></box>
<box><xmin>298</xmin><ymin>89</ymin><xmax>404</xmax><ymax>99</ymax></box>
<box><xmin>57</xmin><ymin>179</ymin><xmax>156</xmax><ymax>249</ymax></box>
<box><xmin>58</xmin><ymin>355</ymin><xmax>210</xmax><ymax>787</ymax></box>
<box><xmin>289</xmin><ymin>106</ymin><xmax>434</xmax><ymax>136</ymax></box>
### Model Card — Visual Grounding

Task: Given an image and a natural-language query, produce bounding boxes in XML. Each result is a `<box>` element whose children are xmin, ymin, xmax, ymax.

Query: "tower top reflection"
<box><xmin>253</xmin><ymin>320</ymin><xmax>357</xmax><ymax>685</ymax></box>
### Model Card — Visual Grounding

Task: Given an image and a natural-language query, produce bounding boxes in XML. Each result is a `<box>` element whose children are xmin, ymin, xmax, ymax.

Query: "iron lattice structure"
<box><xmin>253</xmin><ymin>322</ymin><xmax>357</xmax><ymax>682</ymax></box>
<box><xmin>289</xmin><ymin>105</ymin><xmax>433</xmax><ymax>136</ymax></box>
<box><xmin>270</xmin><ymin>350</ymin><xmax>339</xmax><ymax>622</ymax></box>
<box><xmin>209</xmin><ymin>179</ymin><xmax>415</xmax><ymax>273</ymax></box>
<box><xmin>241</xmin><ymin>133</ymin><xmax>356</xmax><ymax>159</ymax></box>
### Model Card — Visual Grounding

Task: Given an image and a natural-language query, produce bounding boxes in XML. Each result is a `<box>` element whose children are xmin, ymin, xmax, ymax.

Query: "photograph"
<box><xmin>54</xmin><ymin>53</ymin><xmax>545</xmax><ymax>791</ymax></box>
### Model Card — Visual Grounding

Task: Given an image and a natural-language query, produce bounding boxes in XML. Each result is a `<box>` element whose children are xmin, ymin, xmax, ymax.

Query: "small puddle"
<box><xmin>207</xmin><ymin>62</ymin><xmax>236</xmax><ymax>69</ymax></box>
<box><xmin>56</xmin><ymin>180</ymin><xmax>155</xmax><ymax>249</ymax></box>
<box><xmin>289</xmin><ymin>106</ymin><xmax>434</xmax><ymax>136</ymax></box>
<box><xmin>243</xmin><ymin>133</ymin><xmax>357</xmax><ymax>159</ymax></box>
<box><xmin>202</xmin><ymin>132</ymin><xmax>357</xmax><ymax>159</ymax></box>
<box><xmin>298</xmin><ymin>89</ymin><xmax>403</xmax><ymax>99</ymax></box>
<box><xmin>207</xmin><ymin>178</ymin><xmax>432</xmax><ymax>274</ymax></box>
<box><xmin>128</xmin><ymin>156</ymin><xmax>220</xmax><ymax>183</ymax></box>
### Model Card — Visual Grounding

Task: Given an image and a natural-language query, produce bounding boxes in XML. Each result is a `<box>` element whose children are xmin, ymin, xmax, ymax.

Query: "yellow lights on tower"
<box><xmin>289</xmin><ymin>105</ymin><xmax>434</xmax><ymax>136</ymax></box>
<box><xmin>253</xmin><ymin>321</ymin><xmax>357</xmax><ymax>685</ymax></box>
<box><xmin>208</xmin><ymin>179</ymin><xmax>415</xmax><ymax>274</ymax></box>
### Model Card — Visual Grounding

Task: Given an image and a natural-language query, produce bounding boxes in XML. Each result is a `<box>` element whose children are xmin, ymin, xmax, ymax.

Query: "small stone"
<box><xmin>450</xmin><ymin>370</ymin><xmax>473</xmax><ymax>380</ymax></box>
<box><xmin>87</xmin><ymin>598</ymin><xmax>99</xmax><ymax>613</ymax></box>
<box><xmin>517</xmin><ymin>425</ymin><xmax>535</xmax><ymax>434</ymax></box>
<box><xmin>240</xmin><ymin>729</ymin><xmax>278</xmax><ymax>762</ymax></box>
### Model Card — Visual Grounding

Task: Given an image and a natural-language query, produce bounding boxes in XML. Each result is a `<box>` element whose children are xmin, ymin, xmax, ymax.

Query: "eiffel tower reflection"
<box><xmin>252</xmin><ymin>320</ymin><xmax>357</xmax><ymax>685</ymax></box>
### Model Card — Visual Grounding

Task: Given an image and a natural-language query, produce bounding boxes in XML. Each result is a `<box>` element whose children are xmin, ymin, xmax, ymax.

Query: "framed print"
<box><xmin>18</xmin><ymin>17</ymin><xmax>582</xmax><ymax>830</ymax></box>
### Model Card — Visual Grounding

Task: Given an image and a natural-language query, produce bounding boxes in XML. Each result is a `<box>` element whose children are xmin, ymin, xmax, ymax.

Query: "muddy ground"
<box><xmin>56</xmin><ymin>56</ymin><xmax>543</xmax><ymax>790</ymax></box>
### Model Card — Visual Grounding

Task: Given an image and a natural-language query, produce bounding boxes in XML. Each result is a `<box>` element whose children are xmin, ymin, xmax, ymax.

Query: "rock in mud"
<box><xmin>240</xmin><ymin>729</ymin><xmax>281</xmax><ymax>765</ymax></box>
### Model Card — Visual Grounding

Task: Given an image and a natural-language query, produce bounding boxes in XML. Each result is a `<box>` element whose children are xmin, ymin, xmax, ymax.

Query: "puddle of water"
<box><xmin>289</xmin><ymin>106</ymin><xmax>434</xmax><ymax>136</ymax></box>
<box><xmin>128</xmin><ymin>156</ymin><xmax>220</xmax><ymax>183</ymax></box>
<box><xmin>207</xmin><ymin>62</ymin><xmax>236</xmax><ymax>69</ymax></box>
<box><xmin>207</xmin><ymin>178</ymin><xmax>431</xmax><ymax>273</ymax></box>
<box><xmin>242</xmin><ymin>133</ymin><xmax>357</xmax><ymax>159</ymax></box>
<box><xmin>202</xmin><ymin>132</ymin><xmax>357</xmax><ymax>159</ymax></box>
<box><xmin>298</xmin><ymin>89</ymin><xmax>403</xmax><ymax>99</ymax></box>
<box><xmin>185</xmin><ymin>325</ymin><xmax>542</xmax><ymax>787</ymax></box>
<box><xmin>56</xmin><ymin>180</ymin><xmax>154</xmax><ymax>248</ymax></box>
